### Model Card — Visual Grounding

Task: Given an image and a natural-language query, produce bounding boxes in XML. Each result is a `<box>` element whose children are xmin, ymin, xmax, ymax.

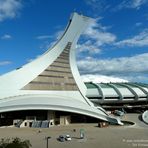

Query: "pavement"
<box><xmin>0</xmin><ymin>113</ymin><xmax>148</xmax><ymax>148</ymax></box>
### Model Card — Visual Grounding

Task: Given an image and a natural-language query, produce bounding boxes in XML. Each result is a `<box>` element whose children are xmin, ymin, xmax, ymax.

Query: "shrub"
<box><xmin>0</xmin><ymin>137</ymin><xmax>32</xmax><ymax>148</ymax></box>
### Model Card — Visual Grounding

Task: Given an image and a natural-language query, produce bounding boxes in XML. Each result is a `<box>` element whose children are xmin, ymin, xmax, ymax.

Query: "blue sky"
<box><xmin>0</xmin><ymin>0</ymin><xmax>148</xmax><ymax>83</ymax></box>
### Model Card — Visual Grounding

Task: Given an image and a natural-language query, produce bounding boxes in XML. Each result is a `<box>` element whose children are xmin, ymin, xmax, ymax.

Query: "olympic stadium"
<box><xmin>85</xmin><ymin>82</ymin><xmax>148</xmax><ymax>109</ymax></box>
<box><xmin>0</xmin><ymin>12</ymin><xmax>147</xmax><ymax>128</ymax></box>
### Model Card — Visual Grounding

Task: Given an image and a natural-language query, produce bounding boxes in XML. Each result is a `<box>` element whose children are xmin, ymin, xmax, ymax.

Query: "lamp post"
<box><xmin>46</xmin><ymin>136</ymin><xmax>51</xmax><ymax>148</ymax></box>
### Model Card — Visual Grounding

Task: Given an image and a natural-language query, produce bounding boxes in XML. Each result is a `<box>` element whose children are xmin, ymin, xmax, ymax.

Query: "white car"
<box><xmin>65</xmin><ymin>135</ymin><xmax>71</xmax><ymax>141</ymax></box>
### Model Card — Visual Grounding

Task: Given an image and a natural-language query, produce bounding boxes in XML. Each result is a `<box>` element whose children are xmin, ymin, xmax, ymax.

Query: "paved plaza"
<box><xmin>0</xmin><ymin>113</ymin><xmax>148</xmax><ymax>148</ymax></box>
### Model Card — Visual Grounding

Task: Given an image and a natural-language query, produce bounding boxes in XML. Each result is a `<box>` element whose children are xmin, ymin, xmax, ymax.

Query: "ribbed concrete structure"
<box><xmin>0</xmin><ymin>13</ymin><xmax>122</xmax><ymax>126</ymax></box>
<box><xmin>85</xmin><ymin>82</ymin><xmax>148</xmax><ymax>107</ymax></box>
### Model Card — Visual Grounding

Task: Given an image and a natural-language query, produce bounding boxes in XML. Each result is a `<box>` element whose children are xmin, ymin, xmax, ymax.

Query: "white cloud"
<box><xmin>81</xmin><ymin>74</ymin><xmax>128</xmax><ymax>83</ymax></box>
<box><xmin>121</xmin><ymin>75</ymin><xmax>148</xmax><ymax>83</ymax></box>
<box><xmin>38</xmin><ymin>17</ymin><xmax>116</xmax><ymax>55</ymax></box>
<box><xmin>0</xmin><ymin>61</ymin><xmax>12</xmax><ymax>66</ymax></box>
<box><xmin>78</xmin><ymin>54</ymin><xmax>148</xmax><ymax>83</ymax></box>
<box><xmin>36</xmin><ymin>35</ymin><xmax>52</xmax><ymax>40</ymax></box>
<box><xmin>1</xmin><ymin>34</ymin><xmax>12</xmax><ymax>39</ymax></box>
<box><xmin>39</xmin><ymin>30</ymin><xmax>64</xmax><ymax>50</ymax></box>
<box><xmin>83</xmin><ymin>18</ymin><xmax>116</xmax><ymax>45</ymax></box>
<box><xmin>78</xmin><ymin>53</ymin><xmax>148</xmax><ymax>80</ymax></box>
<box><xmin>54</xmin><ymin>30</ymin><xmax>64</xmax><ymax>40</ymax></box>
<box><xmin>77</xmin><ymin>18</ymin><xmax>116</xmax><ymax>55</ymax></box>
<box><xmin>135</xmin><ymin>22</ymin><xmax>143</xmax><ymax>27</ymax></box>
<box><xmin>36</xmin><ymin>30</ymin><xmax>64</xmax><ymax>41</ymax></box>
<box><xmin>130</xmin><ymin>0</ymin><xmax>148</xmax><ymax>9</ymax></box>
<box><xmin>77</xmin><ymin>40</ymin><xmax>102</xmax><ymax>55</ymax></box>
<box><xmin>115</xmin><ymin>29</ymin><xmax>148</xmax><ymax>47</ymax></box>
<box><xmin>116</xmin><ymin>0</ymin><xmax>148</xmax><ymax>10</ymax></box>
<box><xmin>83</xmin><ymin>0</ymin><xmax>110</xmax><ymax>12</ymax></box>
<box><xmin>0</xmin><ymin>0</ymin><xmax>22</xmax><ymax>22</ymax></box>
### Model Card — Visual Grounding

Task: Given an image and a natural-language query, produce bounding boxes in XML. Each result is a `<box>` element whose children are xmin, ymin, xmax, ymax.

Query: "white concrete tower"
<box><xmin>0</xmin><ymin>13</ymin><xmax>122</xmax><ymax>125</ymax></box>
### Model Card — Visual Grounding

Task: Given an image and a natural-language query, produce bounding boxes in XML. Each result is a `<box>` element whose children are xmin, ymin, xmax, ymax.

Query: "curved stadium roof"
<box><xmin>85</xmin><ymin>82</ymin><xmax>148</xmax><ymax>105</ymax></box>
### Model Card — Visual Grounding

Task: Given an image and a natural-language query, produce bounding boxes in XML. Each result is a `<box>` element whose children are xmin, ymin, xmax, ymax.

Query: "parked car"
<box><xmin>65</xmin><ymin>135</ymin><xmax>71</xmax><ymax>141</ymax></box>
<box><xmin>114</xmin><ymin>110</ymin><xmax>124</xmax><ymax>116</ymax></box>
<box><xmin>58</xmin><ymin>135</ymin><xmax>65</xmax><ymax>142</ymax></box>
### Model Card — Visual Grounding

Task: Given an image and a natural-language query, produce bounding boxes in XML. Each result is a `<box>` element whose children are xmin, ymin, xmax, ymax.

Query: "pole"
<box><xmin>46</xmin><ymin>136</ymin><xmax>51</xmax><ymax>148</ymax></box>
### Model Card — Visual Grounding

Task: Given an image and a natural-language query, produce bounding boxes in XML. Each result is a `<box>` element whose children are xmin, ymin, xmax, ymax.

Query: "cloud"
<box><xmin>38</xmin><ymin>17</ymin><xmax>116</xmax><ymax>55</ymax></box>
<box><xmin>81</xmin><ymin>74</ymin><xmax>148</xmax><ymax>83</ymax></box>
<box><xmin>38</xmin><ymin>30</ymin><xmax>64</xmax><ymax>50</ymax></box>
<box><xmin>83</xmin><ymin>18</ymin><xmax>116</xmax><ymax>45</ymax></box>
<box><xmin>115</xmin><ymin>29</ymin><xmax>148</xmax><ymax>47</ymax></box>
<box><xmin>77</xmin><ymin>40</ymin><xmax>102</xmax><ymax>55</ymax></box>
<box><xmin>121</xmin><ymin>75</ymin><xmax>148</xmax><ymax>83</ymax></box>
<box><xmin>116</xmin><ymin>0</ymin><xmax>148</xmax><ymax>10</ymax></box>
<box><xmin>77</xmin><ymin>53</ymin><xmax>148</xmax><ymax>82</ymax></box>
<box><xmin>36</xmin><ymin>35</ymin><xmax>52</xmax><ymax>40</ymax></box>
<box><xmin>83</xmin><ymin>0</ymin><xmax>110</xmax><ymax>12</ymax></box>
<box><xmin>81</xmin><ymin>74</ymin><xmax>128</xmax><ymax>83</ymax></box>
<box><xmin>77</xmin><ymin>18</ymin><xmax>116</xmax><ymax>55</ymax></box>
<box><xmin>1</xmin><ymin>34</ymin><xmax>12</xmax><ymax>39</ymax></box>
<box><xmin>135</xmin><ymin>22</ymin><xmax>143</xmax><ymax>27</ymax></box>
<box><xmin>0</xmin><ymin>61</ymin><xmax>12</xmax><ymax>66</ymax></box>
<box><xmin>0</xmin><ymin>0</ymin><xmax>22</xmax><ymax>22</ymax></box>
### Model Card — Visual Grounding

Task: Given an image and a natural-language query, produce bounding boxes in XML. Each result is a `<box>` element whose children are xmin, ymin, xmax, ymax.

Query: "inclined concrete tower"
<box><xmin>0</xmin><ymin>13</ymin><xmax>122</xmax><ymax>125</ymax></box>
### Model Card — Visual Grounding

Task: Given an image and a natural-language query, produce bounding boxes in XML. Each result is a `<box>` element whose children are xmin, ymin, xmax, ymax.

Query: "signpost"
<box><xmin>80</xmin><ymin>129</ymin><xmax>85</xmax><ymax>139</ymax></box>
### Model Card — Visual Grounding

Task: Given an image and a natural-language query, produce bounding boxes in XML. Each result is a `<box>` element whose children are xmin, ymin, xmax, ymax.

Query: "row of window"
<box><xmin>50</xmin><ymin>64</ymin><xmax>70</xmax><ymax>69</ymax></box>
<box><xmin>30</xmin><ymin>81</ymin><xmax>77</xmax><ymax>86</ymax></box>
<box><xmin>54</xmin><ymin>61</ymin><xmax>69</xmax><ymax>65</ymax></box>
<box><xmin>88</xmin><ymin>96</ymin><xmax>147</xmax><ymax>100</ymax></box>
<box><xmin>39</xmin><ymin>74</ymin><xmax>74</xmax><ymax>80</ymax></box>
<box><xmin>45</xmin><ymin>69</ymin><xmax>71</xmax><ymax>74</ymax></box>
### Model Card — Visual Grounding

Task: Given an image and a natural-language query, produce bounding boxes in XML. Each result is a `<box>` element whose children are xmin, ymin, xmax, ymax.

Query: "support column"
<box><xmin>47</xmin><ymin>111</ymin><xmax>55</xmax><ymax>126</ymax></box>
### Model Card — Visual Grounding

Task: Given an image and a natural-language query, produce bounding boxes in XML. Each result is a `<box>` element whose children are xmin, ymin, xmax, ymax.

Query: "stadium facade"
<box><xmin>85</xmin><ymin>82</ymin><xmax>148</xmax><ymax>109</ymax></box>
<box><xmin>0</xmin><ymin>13</ymin><xmax>147</xmax><ymax>127</ymax></box>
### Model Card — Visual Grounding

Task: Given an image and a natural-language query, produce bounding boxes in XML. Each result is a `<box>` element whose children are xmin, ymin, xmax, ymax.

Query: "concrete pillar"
<box><xmin>47</xmin><ymin>111</ymin><xmax>55</xmax><ymax>126</ymax></box>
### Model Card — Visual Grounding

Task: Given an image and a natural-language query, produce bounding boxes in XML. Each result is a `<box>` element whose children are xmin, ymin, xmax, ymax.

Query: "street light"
<box><xmin>46</xmin><ymin>136</ymin><xmax>51</xmax><ymax>148</ymax></box>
